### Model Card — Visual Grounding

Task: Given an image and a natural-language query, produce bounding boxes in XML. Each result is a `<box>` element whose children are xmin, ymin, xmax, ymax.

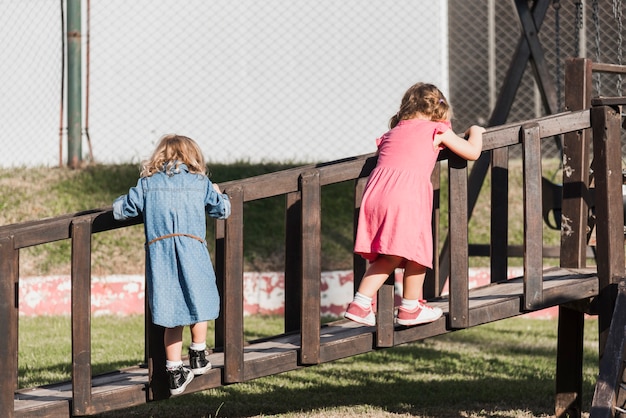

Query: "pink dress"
<box><xmin>354</xmin><ymin>118</ymin><xmax>451</xmax><ymax>269</ymax></box>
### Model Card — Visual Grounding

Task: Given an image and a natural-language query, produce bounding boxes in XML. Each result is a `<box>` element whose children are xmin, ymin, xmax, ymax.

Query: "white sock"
<box><xmin>401</xmin><ymin>298</ymin><xmax>420</xmax><ymax>310</ymax></box>
<box><xmin>190</xmin><ymin>341</ymin><xmax>206</xmax><ymax>351</ymax></box>
<box><xmin>166</xmin><ymin>360</ymin><xmax>183</xmax><ymax>371</ymax></box>
<box><xmin>353</xmin><ymin>292</ymin><xmax>372</xmax><ymax>309</ymax></box>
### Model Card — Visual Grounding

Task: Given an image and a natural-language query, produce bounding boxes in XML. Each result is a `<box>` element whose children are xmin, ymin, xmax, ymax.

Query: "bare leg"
<box><xmin>190</xmin><ymin>321</ymin><xmax>208</xmax><ymax>344</ymax></box>
<box><xmin>164</xmin><ymin>326</ymin><xmax>184</xmax><ymax>362</ymax></box>
<box><xmin>402</xmin><ymin>261</ymin><xmax>427</xmax><ymax>300</ymax></box>
<box><xmin>356</xmin><ymin>255</ymin><xmax>404</xmax><ymax>298</ymax></box>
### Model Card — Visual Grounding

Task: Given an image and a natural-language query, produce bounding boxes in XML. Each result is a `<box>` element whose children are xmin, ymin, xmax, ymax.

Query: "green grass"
<box><xmin>17</xmin><ymin>315</ymin><xmax>600</xmax><ymax>417</ymax></box>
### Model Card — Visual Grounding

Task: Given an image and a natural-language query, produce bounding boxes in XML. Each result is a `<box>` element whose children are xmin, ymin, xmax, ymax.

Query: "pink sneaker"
<box><xmin>396</xmin><ymin>300</ymin><xmax>443</xmax><ymax>326</ymax></box>
<box><xmin>344</xmin><ymin>302</ymin><xmax>376</xmax><ymax>326</ymax></box>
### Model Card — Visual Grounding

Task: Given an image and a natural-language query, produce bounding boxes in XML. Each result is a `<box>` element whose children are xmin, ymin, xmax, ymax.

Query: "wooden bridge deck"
<box><xmin>14</xmin><ymin>267</ymin><xmax>598</xmax><ymax>416</ymax></box>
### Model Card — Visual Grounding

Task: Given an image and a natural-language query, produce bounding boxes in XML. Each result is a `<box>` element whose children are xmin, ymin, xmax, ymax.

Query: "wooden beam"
<box><xmin>300</xmin><ymin>171</ymin><xmax>321</xmax><ymax>365</ymax></box>
<box><xmin>0</xmin><ymin>236</ymin><xmax>17</xmax><ymax>418</ymax></box>
<box><xmin>448</xmin><ymin>155</ymin><xmax>470</xmax><ymax>329</ymax></box>
<box><xmin>521</xmin><ymin>123</ymin><xmax>544</xmax><ymax>309</ymax></box>
<box><xmin>71</xmin><ymin>219</ymin><xmax>93</xmax><ymax>415</ymax></box>
<box><xmin>223</xmin><ymin>186</ymin><xmax>245</xmax><ymax>383</ymax></box>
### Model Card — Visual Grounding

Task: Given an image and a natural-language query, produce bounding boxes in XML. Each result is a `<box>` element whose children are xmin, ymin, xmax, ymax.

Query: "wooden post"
<box><xmin>300</xmin><ymin>171</ymin><xmax>321</xmax><ymax>365</ymax></box>
<box><xmin>554</xmin><ymin>57</ymin><xmax>593</xmax><ymax>418</ymax></box>
<box><xmin>561</xmin><ymin>57</ymin><xmax>593</xmax><ymax>268</ymax></box>
<box><xmin>521</xmin><ymin>123</ymin><xmax>543</xmax><ymax>309</ymax></box>
<box><xmin>448</xmin><ymin>155</ymin><xmax>470</xmax><ymax>329</ymax></box>
<box><xmin>71</xmin><ymin>219</ymin><xmax>93</xmax><ymax>415</ymax></box>
<box><xmin>591</xmin><ymin>101</ymin><xmax>626</xmax><ymax>354</ymax></box>
<box><xmin>0</xmin><ymin>236</ymin><xmax>18</xmax><ymax>418</ymax></box>
<box><xmin>223</xmin><ymin>186</ymin><xmax>245</xmax><ymax>383</ymax></box>
<box><xmin>376</xmin><ymin>279</ymin><xmax>395</xmax><ymax>348</ymax></box>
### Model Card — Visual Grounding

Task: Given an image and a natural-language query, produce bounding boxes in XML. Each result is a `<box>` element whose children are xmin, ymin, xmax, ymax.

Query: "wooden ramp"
<box><xmin>13</xmin><ymin>268</ymin><xmax>599</xmax><ymax>417</ymax></box>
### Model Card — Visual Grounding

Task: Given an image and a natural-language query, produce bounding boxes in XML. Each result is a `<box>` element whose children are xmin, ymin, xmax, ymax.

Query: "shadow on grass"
<box><xmin>93</xmin><ymin>335</ymin><xmax>598</xmax><ymax>418</ymax></box>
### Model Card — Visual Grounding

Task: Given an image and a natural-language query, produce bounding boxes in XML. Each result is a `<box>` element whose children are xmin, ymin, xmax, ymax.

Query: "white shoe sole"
<box><xmin>170</xmin><ymin>371</ymin><xmax>194</xmax><ymax>396</ymax></box>
<box><xmin>191</xmin><ymin>362</ymin><xmax>212</xmax><ymax>376</ymax></box>
<box><xmin>344</xmin><ymin>312</ymin><xmax>376</xmax><ymax>326</ymax></box>
<box><xmin>396</xmin><ymin>309</ymin><xmax>443</xmax><ymax>326</ymax></box>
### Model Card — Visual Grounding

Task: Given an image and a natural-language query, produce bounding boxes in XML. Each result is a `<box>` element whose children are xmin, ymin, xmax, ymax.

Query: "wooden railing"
<box><xmin>2</xmin><ymin>70</ymin><xmax>626</xmax><ymax>417</ymax></box>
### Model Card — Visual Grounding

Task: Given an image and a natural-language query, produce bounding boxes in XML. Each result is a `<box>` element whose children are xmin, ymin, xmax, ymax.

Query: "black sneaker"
<box><xmin>188</xmin><ymin>348</ymin><xmax>212</xmax><ymax>375</ymax></box>
<box><xmin>167</xmin><ymin>365</ymin><xmax>194</xmax><ymax>396</ymax></box>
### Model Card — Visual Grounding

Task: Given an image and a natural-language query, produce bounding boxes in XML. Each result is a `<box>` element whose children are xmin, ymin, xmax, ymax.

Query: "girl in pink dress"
<box><xmin>345</xmin><ymin>83</ymin><xmax>484</xmax><ymax>326</ymax></box>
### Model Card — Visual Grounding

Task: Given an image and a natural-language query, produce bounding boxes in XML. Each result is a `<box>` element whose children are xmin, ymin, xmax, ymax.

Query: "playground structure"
<box><xmin>1</xmin><ymin>57</ymin><xmax>626</xmax><ymax>417</ymax></box>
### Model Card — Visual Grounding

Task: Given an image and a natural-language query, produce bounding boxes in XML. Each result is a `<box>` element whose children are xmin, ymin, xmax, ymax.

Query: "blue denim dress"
<box><xmin>113</xmin><ymin>164</ymin><xmax>231</xmax><ymax>327</ymax></box>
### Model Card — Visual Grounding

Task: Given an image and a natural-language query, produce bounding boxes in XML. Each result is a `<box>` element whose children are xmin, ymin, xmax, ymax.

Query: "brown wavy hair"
<box><xmin>389</xmin><ymin>82</ymin><xmax>451</xmax><ymax>129</ymax></box>
<box><xmin>140</xmin><ymin>134</ymin><xmax>207</xmax><ymax>177</ymax></box>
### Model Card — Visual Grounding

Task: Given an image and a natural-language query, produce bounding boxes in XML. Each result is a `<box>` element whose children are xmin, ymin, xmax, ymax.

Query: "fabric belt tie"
<box><xmin>146</xmin><ymin>233</ymin><xmax>205</xmax><ymax>246</ymax></box>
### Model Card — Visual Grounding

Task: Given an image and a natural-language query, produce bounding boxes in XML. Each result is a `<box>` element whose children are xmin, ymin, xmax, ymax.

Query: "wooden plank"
<box><xmin>393</xmin><ymin>315</ymin><xmax>448</xmax><ymax>346</ymax></box>
<box><xmin>591</xmin><ymin>280</ymin><xmax>626</xmax><ymax>418</ymax></box>
<box><xmin>591</xmin><ymin>97</ymin><xmax>626</xmax><ymax>107</ymax></box>
<box><xmin>0</xmin><ymin>236</ymin><xmax>17</xmax><ymax>418</ymax></box>
<box><xmin>591</xmin><ymin>104</ymin><xmax>626</xmax><ymax>360</ymax></box>
<box><xmin>300</xmin><ymin>171</ymin><xmax>321</xmax><ymax>365</ymax></box>
<box><xmin>284</xmin><ymin>191</ymin><xmax>302</xmax><ymax>333</ymax></box>
<box><xmin>561</xmin><ymin>57</ymin><xmax>592</xmax><ymax>269</ymax></box>
<box><xmin>223</xmin><ymin>186</ymin><xmax>245</xmax><ymax>383</ymax></box>
<box><xmin>178</xmin><ymin>369</ymin><xmax>222</xmax><ymax>394</ymax></box>
<box><xmin>319</xmin><ymin>333</ymin><xmax>374</xmax><ymax>363</ymax></box>
<box><xmin>591</xmin><ymin>62</ymin><xmax>626</xmax><ymax>74</ymax></box>
<box><xmin>146</xmin><ymin>313</ymin><xmax>167</xmax><ymax>401</ymax></box>
<box><xmin>591</xmin><ymin>104</ymin><xmax>626</xmax><ymax>282</ymax></box>
<box><xmin>557</xmin><ymin>60</ymin><xmax>592</xmax><ymax>417</ymax></box>
<box><xmin>376</xmin><ymin>283</ymin><xmax>394</xmax><ymax>348</ymax></box>
<box><xmin>70</xmin><ymin>219</ymin><xmax>93</xmax><ymax>416</ymax></box>
<box><xmin>15</xmin><ymin>402</ymin><xmax>70</xmax><ymax>418</ymax></box>
<box><xmin>521</xmin><ymin>124</ymin><xmax>544</xmax><ymax>310</ymax></box>
<box><xmin>243</xmin><ymin>351</ymin><xmax>299</xmax><ymax>381</ymax></box>
<box><xmin>555</xmin><ymin>306</ymin><xmax>585</xmax><ymax>417</ymax></box>
<box><xmin>319</xmin><ymin>321</ymin><xmax>375</xmax><ymax>362</ymax></box>
<box><xmin>448</xmin><ymin>155</ymin><xmax>469</xmax><ymax>328</ymax></box>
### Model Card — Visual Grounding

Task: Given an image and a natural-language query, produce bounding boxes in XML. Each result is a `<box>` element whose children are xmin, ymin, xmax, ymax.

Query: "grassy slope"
<box><xmin>1</xmin><ymin>158</ymin><xmax>565</xmax><ymax>276</ymax></box>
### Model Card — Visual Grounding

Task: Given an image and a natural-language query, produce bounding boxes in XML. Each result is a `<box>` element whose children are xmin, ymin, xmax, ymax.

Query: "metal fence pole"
<box><xmin>66</xmin><ymin>0</ymin><xmax>82</xmax><ymax>168</ymax></box>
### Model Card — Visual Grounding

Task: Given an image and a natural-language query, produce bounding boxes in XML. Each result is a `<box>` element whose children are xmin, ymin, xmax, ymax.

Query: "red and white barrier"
<box><xmin>18</xmin><ymin>267</ymin><xmax>557</xmax><ymax>319</ymax></box>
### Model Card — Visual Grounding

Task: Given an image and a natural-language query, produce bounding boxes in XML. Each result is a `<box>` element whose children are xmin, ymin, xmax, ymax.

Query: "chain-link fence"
<box><xmin>2</xmin><ymin>0</ymin><xmax>625</xmax><ymax>167</ymax></box>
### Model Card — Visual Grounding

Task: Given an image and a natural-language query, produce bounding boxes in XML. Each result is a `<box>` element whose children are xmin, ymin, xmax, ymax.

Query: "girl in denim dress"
<box><xmin>113</xmin><ymin>134</ymin><xmax>231</xmax><ymax>396</ymax></box>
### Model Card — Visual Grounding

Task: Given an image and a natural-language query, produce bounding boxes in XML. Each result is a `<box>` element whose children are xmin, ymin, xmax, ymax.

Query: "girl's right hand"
<box><xmin>464</xmin><ymin>125</ymin><xmax>486</xmax><ymax>139</ymax></box>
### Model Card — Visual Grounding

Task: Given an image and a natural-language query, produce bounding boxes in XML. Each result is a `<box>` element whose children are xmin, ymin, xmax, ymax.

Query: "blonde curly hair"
<box><xmin>389</xmin><ymin>82</ymin><xmax>452</xmax><ymax>129</ymax></box>
<box><xmin>140</xmin><ymin>134</ymin><xmax>207</xmax><ymax>177</ymax></box>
